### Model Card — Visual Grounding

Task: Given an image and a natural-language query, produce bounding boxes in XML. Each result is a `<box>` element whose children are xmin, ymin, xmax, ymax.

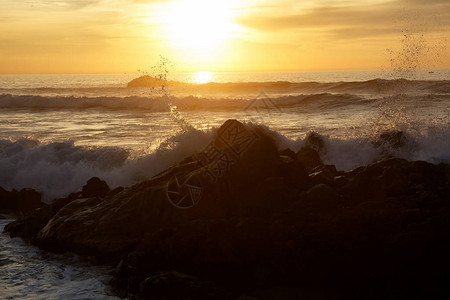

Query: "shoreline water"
<box><xmin>0</xmin><ymin>218</ymin><xmax>119</xmax><ymax>299</ymax></box>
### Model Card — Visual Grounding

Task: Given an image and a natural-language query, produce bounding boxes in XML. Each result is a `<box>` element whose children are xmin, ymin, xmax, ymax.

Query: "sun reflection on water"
<box><xmin>194</xmin><ymin>71</ymin><xmax>213</xmax><ymax>84</ymax></box>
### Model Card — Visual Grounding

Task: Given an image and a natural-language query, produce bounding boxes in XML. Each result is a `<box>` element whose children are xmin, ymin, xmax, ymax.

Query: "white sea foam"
<box><xmin>0</xmin><ymin>128</ymin><xmax>212</xmax><ymax>201</ymax></box>
<box><xmin>1</xmin><ymin>120</ymin><xmax>449</xmax><ymax>201</ymax></box>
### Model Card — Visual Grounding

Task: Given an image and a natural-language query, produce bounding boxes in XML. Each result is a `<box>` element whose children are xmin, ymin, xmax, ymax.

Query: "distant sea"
<box><xmin>0</xmin><ymin>69</ymin><xmax>449</xmax><ymax>298</ymax></box>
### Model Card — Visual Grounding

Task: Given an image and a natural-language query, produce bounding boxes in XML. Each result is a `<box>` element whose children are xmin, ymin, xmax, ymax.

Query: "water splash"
<box><xmin>373</xmin><ymin>25</ymin><xmax>429</xmax><ymax>144</ymax></box>
<box><xmin>149</xmin><ymin>55</ymin><xmax>194</xmax><ymax>133</ymax></box>
<box><xmin>386</xmin><ymin>29</ymin><xmax>427</xmax><ymax>81</ymax></box>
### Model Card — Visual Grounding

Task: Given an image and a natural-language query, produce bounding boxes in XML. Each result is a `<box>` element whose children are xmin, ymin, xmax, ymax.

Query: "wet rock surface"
<box><xmin>4</xmin><ymin>120</ymin><xmax>450</xmax><ymax>299</ymax></box>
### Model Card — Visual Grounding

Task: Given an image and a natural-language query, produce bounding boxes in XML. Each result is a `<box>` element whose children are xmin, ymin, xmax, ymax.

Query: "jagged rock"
<box><xmin>17</xmin><ymin>188</ymin><xmax>44</xmax><ymax>215</ymax></box>
<box><xmin>278</xmin><ymin>148</ymin><xmax>297</xmax><ymax>161</ymax></box>
<box><xmin>0</xmin><ymin>186</ymin><xmax>16</xmax><ymax>211</ymax></box>
<box><xmin>108</xmin><ymin>186</ymin><xmax>124</xmax><ymax>197</ymax></box>
<box><xmin>308</xmin><ymin>169</ymin><xmax>335</xmax><ymax>186</ymax></box>
<box><xmin>82</xmin><ymin>177</ymin><xmax>110</xmax><ymax>198</ymax></box>
<box><xmin>4</xmin><ymin>192</ymin><xmax>82</xmax><ymax>241</ymax></box>
<box><xmin>0</xmin><ymin>187</ymin><xmax>44</xmax><ymax>217</ymax></box>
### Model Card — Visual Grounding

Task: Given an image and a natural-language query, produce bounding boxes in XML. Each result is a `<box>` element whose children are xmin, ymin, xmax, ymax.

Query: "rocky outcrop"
<box><xmin>4</xmin><ymin>120</ymin><xmax>450</xmax><ymax>299</ymax></box>
<box><xmin>0</xmin><ymin>187</ymin><xmax>44</xmax><ymax>217</ymax></box>
<box><xmin>4</xmin><ymin>176</ymin><xmax>114</xmax><ymax>243</ymax></box>
<box><xmin>82</xmin><ymin>177</ymin><xmax>110</xmax><ymax>198</ymax></box>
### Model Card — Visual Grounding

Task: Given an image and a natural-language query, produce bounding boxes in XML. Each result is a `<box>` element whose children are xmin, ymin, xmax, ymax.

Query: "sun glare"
<box><xmin>161</xmin><ymin>0</ymin><xmax>237</xmax><ymax>52</ymax></box>
<box><xmin>194</xmin><ymin>71</ymin><xmax>213</xmax><ymax>84</ymax></box>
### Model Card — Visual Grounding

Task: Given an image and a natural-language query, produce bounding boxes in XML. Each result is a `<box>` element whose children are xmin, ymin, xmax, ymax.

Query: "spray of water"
<box><xmin>145</xmin><ymin>56</ymin><xmax>196</xmax><ymax>151</ymax></box>
<box><xmin>151</xmin><ymin>56</ymin><xmax>194</xmax><ymax>132</ymax></box>
<box><xmin>371</xmin><ymin>28</ymin><xmax>423</xmax><ymax>144</ymax></box>
<box><xmin>386</xmin><ymin>29</ymin><xmax>427</xmax><ymax>81</ymax></box>
<box><xmin>372</xmin><ymin>15</ymin><xmax>448</xmax><ymax>158</ymax></box>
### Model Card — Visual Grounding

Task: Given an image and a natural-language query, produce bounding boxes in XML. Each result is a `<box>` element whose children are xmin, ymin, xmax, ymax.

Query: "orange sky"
<box><xmin>0</xmin><ymin>0</ymin><xmax>449</xmax><ymax>74</ymax></box>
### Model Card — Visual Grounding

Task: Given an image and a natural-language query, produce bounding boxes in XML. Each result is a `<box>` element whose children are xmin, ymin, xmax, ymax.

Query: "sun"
<box><xmin>194</xmin><ymin>71</ymin><xmax>213</xmax><ymax>84</ymax></box>
<box><xmin>160</xmin><ymin>0</ymin><xmax>237</xmax><ymax>52</ymax></box>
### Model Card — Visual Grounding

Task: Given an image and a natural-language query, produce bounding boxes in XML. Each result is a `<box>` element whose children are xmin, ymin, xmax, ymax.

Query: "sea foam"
<box><xmin>1</xmin><ymin>121</ymin><xmax>449</xmax><ymax>201</ymax></box>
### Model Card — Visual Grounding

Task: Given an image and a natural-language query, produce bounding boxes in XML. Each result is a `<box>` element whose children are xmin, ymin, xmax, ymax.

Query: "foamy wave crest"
<box><xmin>2</xmin><ymin>122</ymin><xmax>449</xmax><ymax>200</ymax></box>
<box><xmin>0</xmin><ymin>129</ymin><xmax>212</xmax><ymax>201</ymax></box>
<box><xmin>254</xmin><ymin>123</ymin><xmax>450</xmax><ymax>171</ymax></box>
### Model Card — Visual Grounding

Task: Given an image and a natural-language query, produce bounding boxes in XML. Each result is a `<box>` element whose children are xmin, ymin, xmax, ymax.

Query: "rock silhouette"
<box><xmin>0</xmin><ymin>187</ymin><xmax>44</xmax><ymax>217</ymax></box>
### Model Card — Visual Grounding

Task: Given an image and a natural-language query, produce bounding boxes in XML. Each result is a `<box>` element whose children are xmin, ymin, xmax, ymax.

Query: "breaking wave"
<box><xmin>1</xmin><ymin>121</ymin><xmax>449</xmax><ymax>201</ymax></box>
<box><xmin>1</xmin><ymin>92</ymin><xmax>447</xmax><ymax>112</ymax></box>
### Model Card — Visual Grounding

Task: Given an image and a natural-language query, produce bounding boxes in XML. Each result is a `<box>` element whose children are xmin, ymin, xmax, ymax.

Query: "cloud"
<box><xmin>236</xmin><ymin>0</ymin><xmax>450</xmax><ymax>38</ymax></box>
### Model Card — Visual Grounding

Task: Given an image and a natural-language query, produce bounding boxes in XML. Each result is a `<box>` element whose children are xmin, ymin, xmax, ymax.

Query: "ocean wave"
<box><xmin>1</xmin><ymin>92</ymin><xmax>445</xmax><ymax>112</ymax></box>
<box><xmin>1</xmin><ymin>122</ymin><xmax>449</xmax><ymax>201</ymax></box>
<box><xmin>1</xmin><ymin>78</ymin><xmax>449</xmax><ymax>99</ymax></box>
<box><xmin>0</xmin><ymin>129</ymin><xmax>212</xmax><ymax>201</ymax></box>
<box><xmin>129</xmin><ymin>77</ymin><xmax>450</xmax><ymax>94</ymax></box>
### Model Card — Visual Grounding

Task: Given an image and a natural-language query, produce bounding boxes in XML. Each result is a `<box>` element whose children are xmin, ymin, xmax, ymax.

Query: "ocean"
<box><xmin>0</xmin><ymin>219</ymin><xmax>117</xmax><ymax>299</ymax></box>
<box><xmin>1</xmin><ymin>69</ymin><xmax>449</xmax><ymax>298</ymax></box>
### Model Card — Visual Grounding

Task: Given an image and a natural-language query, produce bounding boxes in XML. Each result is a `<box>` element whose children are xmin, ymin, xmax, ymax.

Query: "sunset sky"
<box><xmin>1</xmin><ymin>0</ymin><xmax>449</xmax><ymax>73</ymax></box>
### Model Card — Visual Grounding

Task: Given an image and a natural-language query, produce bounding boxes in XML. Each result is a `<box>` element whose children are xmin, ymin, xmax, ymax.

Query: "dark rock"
<box><xmin>296</xmin><ymin>146</ymin><xmax>324</xmax><ymax>172</ymax></box>
<box><xmin>4</xmin><ymin>191</ymin><xmax>82</xmax><ymax>241</ymax></box>
<box><xmin>324</xmin><ymin>164</ymin><xmax>338</xmax><ymax>174</ymax></box>
<box><xmin>0</xmin><ymin>186</ymin><xmax>16</xmax><ymax>210</ymax></box>
<box><xmin>17</xmin><ymin>188</ymin><xmax>44</xmax><ymax>216</ymax></box>
<box><xmin>306</xmin><ymin>184</ymin><xmax>338</xmax><ymax>209</ymax></box>
<box><xmin>308</xmin><ymin>169</ymin><xmax>335</xmax><ymax>186</ymax></box>
<box><xmin>82</xmin><ymin>177</ymin><xmax>110</xmax><ymax>198</ymax></box>
<box><xmin>0</xmin><ymin>187</ymin><xmax>44</xmax><ymax>217</ymax></box>
<box><xmin>37</xmin><ymin>195</ymin><xmax>124</xmax><ymax>256</ymax></box>
<box><xmin>108</xmin><ymin>186</ymin><xmax>124</xmax><ymax>197</ymax></box>
<box><xmin>140</xmin><ymin>271</ymin><xmax>230</xmax><ymax>300</ymax></box>
<box><xmin>304</xmin><ymin>131</ymin><xmax>326</xmax><ymax>152</ymax></box>
<box><xmin>340</xmin><ymin>158</ymin><xmax>410</xmax><ymax>203</ymax></box>
<box><xmin>281</xmin><ymin>161</ymin><xmax>308</xmax><ymax>188</ymax></box>
<box><xmin>278</xmin><ymin>148</ymin><xmax>297</xmax><ymax>161</ymax></box>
